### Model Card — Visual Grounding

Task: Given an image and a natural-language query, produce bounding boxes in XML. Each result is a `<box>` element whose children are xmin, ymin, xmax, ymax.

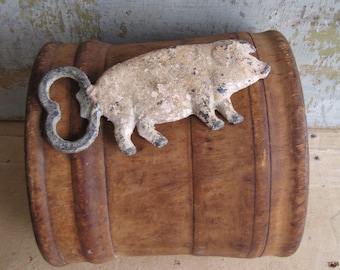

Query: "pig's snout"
<box><xmin>260</xmin><ymin>63</ymin><xmax>271</xmax><ymax>76</ymax></box>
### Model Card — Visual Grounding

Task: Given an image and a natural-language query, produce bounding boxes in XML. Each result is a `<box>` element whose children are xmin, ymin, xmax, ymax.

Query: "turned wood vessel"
<box><xmin>25</xmin><ymin>30</ymin><xmax>309</xmax><ymax>266</ymax></box>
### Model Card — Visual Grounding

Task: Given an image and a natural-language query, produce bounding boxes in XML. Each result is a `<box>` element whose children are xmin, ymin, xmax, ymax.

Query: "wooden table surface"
<box><xmin>1</xmin><ymin>121</ymin><xmax>339</xmax><ymax>270</ymax></box>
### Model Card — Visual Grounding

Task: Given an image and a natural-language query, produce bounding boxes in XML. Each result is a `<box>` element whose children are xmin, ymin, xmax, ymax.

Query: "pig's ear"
<box><xmin>212</xmin><ymin>40</ymin><xmax>237</xmax><ymax>65</ymax></box>
<box><xmin>237</xmin><ymin>40</ymin><xmax>256</xmax><ymax>54</ymax></box>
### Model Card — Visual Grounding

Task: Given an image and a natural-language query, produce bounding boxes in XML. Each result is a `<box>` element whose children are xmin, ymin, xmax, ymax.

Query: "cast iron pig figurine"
<box><xmin>39</xmin><ymin>40</ymin><xmax>270</xmax><ymax>155</ymax></box>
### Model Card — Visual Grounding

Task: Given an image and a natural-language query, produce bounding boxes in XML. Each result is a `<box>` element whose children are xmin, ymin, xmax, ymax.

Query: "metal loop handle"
<box><xmin>38</xmin><ymin>66</ymin><xmax>102</xmax><ymax>153</ymax></box>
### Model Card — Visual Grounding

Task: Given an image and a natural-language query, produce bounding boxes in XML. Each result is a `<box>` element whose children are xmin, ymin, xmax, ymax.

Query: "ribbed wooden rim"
<box><xmin>250</xmin><ymin>31</ymin><xmax>309</xmax><ymax>256</ymax></box>
<box><xmin>240</xmin><ymin>32</ymin><xmax>271</xmax><ymax>258</ymax></box>
<box><xmin>26</xmin><ymin>40</ymin><xmax>117</xmax><ymax>265</ymax></box>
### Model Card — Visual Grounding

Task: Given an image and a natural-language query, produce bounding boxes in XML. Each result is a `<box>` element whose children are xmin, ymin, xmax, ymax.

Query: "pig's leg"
<box><xmin>111</xmin><ymin>116</ymin><xmax>137</xmax><ymax>156</ymax></box>
<box><xmin>137</xmin><ymin>119</ymin><xmax>168</xmax><ymax>148</ymax></box>
<box><xmin>217</xmin><ymin>98</ymin><xmax>244</xmax><ymax>124</ymax></box>
<box><xmin>194</xmin><ymin>96</ymin><xmax>225</xmax><ymax>130</ymax></box>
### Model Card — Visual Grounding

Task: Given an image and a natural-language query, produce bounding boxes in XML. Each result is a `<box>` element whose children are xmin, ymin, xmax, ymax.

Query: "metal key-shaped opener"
<box><xmin>38</xmin><ymin>66</ymin><xmax>102</xmax><ymax>153</ymax></box>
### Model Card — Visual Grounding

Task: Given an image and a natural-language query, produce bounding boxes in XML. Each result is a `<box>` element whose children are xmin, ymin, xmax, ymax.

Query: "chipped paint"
<box><xmin>0</xmin><ymin>66</ymin><xmax>32</xmax><ymax>120</ymax></box>
<box><xmin>297</xmin><ymin>9</ymin><xmax>340</xmax><ymax>127</ymax></box>
<box><xmin>119</xmin><ymin>21</ymin><xmax>128</xmax><ymax>39</ymax></box>
<box><xmin>0</xmin><ymin>66</ymin><xmax>32</xmax><ymax>90</ymax></box>
<box><xmin>299</xmin><ymin>65</ymin><xmax>338</xmax><ymax>87</ymax></box>
<box><xmin>301</xmin><ymin>12</ymin><xmax>340</xmax><ymax>82</ymax></box>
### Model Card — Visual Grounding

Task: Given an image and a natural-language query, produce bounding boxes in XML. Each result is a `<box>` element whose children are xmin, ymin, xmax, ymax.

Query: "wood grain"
<box><xmin>25</xmin><ymin>31</ymin><xmax>308</xmax><ymax>266</ymax></box>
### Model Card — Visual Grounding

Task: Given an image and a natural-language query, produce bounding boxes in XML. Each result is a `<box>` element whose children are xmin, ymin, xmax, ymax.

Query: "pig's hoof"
<box><xmin>123</xmin><ymin>147</ymin><xmax>137</xmax><ymax>156</ymax></box>
<box><xmin>211</xmin><ymin>119</ymin><xmax>225</xmax><ymax>130</ymax></box>
<box><xmin>153</xmin><ymin>137</ymin><xmax>168</xmax><ymax>148</ymax></box>
<box><xmin>232</xmin><ymin>114</ymin><xmax>244</xmax><ymax>125</ymax></box>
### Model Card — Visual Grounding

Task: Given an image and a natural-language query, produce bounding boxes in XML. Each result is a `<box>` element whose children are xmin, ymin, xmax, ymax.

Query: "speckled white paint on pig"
<box><xmin>86</xmin><ymin>40</ymin><xmax>270</xmax><ymax>155</ymax></box>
